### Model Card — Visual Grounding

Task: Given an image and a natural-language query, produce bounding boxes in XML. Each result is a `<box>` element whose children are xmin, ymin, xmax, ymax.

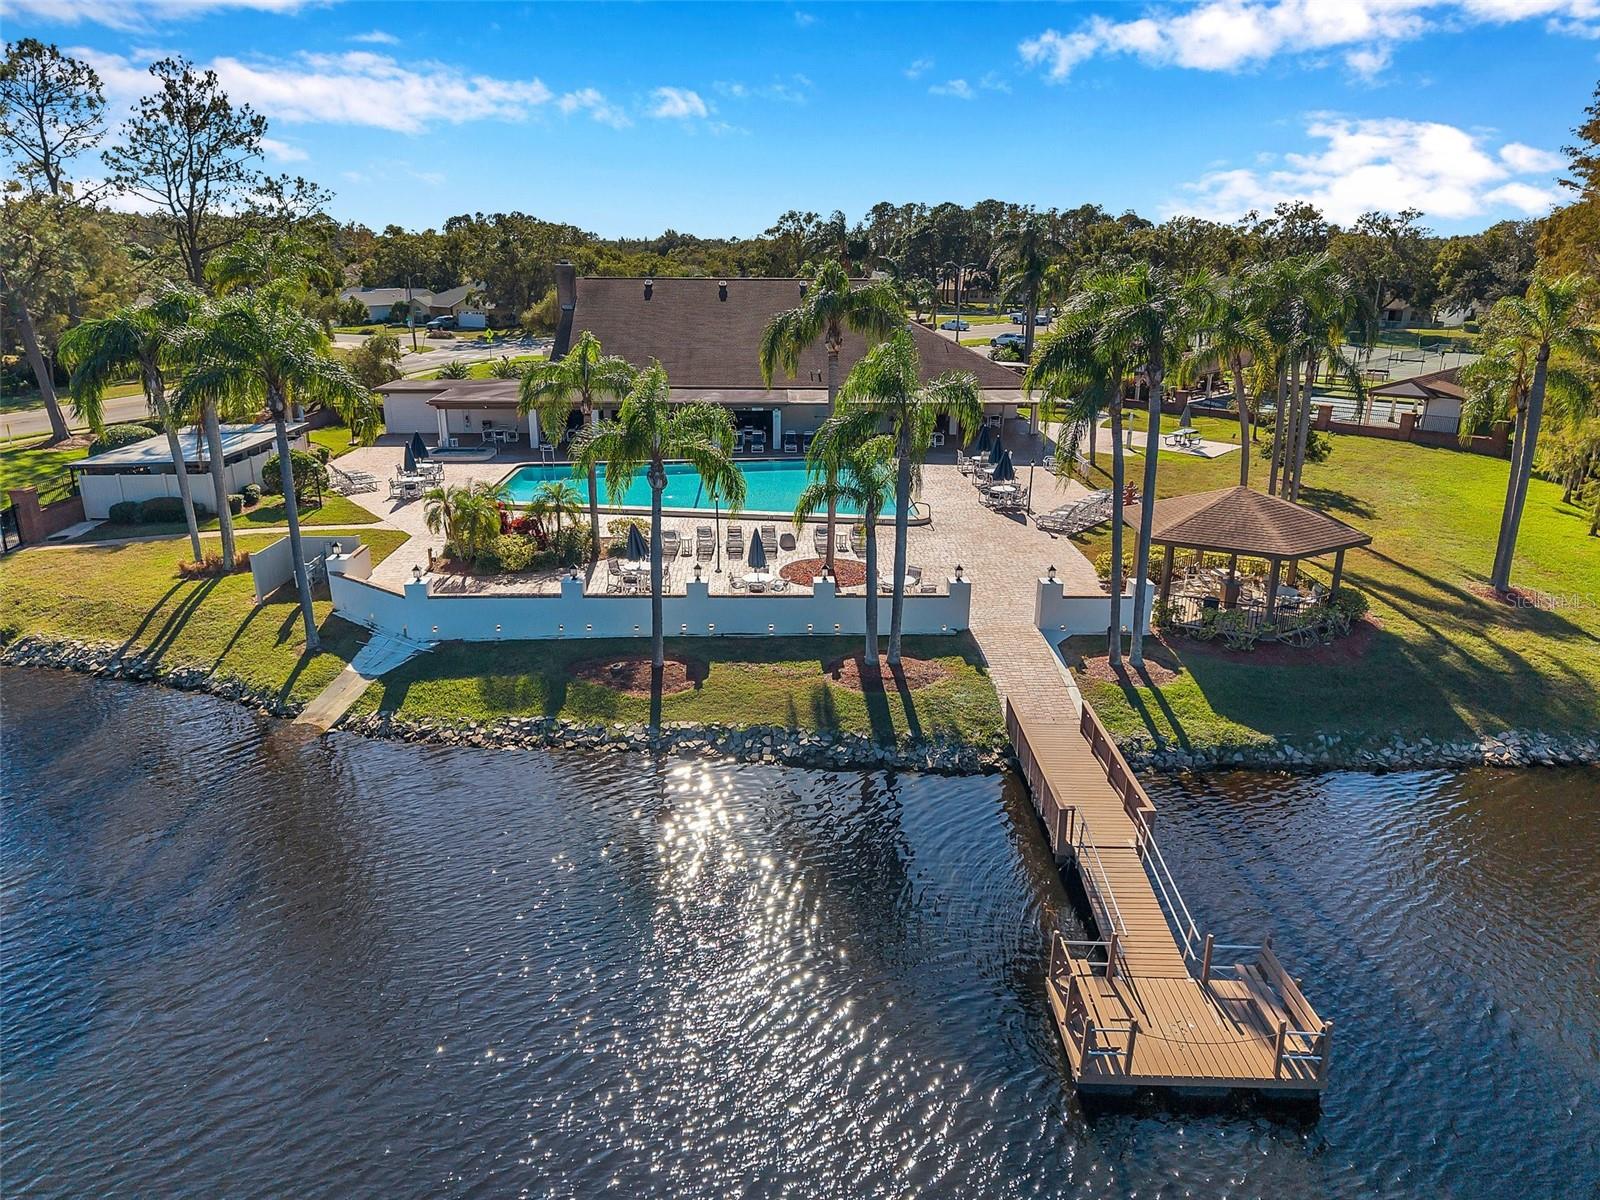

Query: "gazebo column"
<box><xmin>1223</xmin><ymin>553</ymin><xmax>1239</xmax><ymax>609</ymax></box>
<box><xmin>1330</xmin><ymin>548</ymin><xmax>1346</xmax><ymax>598</ymax></box>
<box><xmin>1265</xmin><ymin>557</ymin><xmax>1283</xmax><ymax>619</ymax></box>
<box><xmin>1159</xmin><ymin>544</ymin><xmax>1175</xmax><ymax>607</ymax></box>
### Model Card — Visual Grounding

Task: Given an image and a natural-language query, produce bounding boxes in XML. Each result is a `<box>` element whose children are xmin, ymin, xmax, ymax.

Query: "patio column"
<box><xmin>1265</xmin><ymin>557</ymin><xmax>1283</xmax><ymax>619</ymax></box>
<box><xmin>1330</xmin><ymin>548</ymin><xmax>1346</xmax><ymax>597</ymax></box>
<box><xmin>771</xmin><ymin>407</ymin><xmax>782</xmax><ymax>451</ymax></box>
<box><xmin>435</xmin><ymin>405</ymin><xmax>449</xmax><ymax>446</ymax></box>
<box><xmin>1159</xmin><ymin>544</ymin><xmax>1175</xmax><ymax>607</ymax></box>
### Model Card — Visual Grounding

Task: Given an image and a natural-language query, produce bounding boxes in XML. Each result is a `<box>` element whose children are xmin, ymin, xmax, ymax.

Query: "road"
<box><xmin>2</xmin><ymin>332</ymin><xmax>556</xmax><ymax>441</ymax></box>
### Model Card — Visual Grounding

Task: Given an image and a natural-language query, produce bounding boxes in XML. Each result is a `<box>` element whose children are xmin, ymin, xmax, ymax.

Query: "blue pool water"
<box><xmin>500</xmin><ymin>459</ymin><xmax>895</xmax><ymax>517</ymax></box>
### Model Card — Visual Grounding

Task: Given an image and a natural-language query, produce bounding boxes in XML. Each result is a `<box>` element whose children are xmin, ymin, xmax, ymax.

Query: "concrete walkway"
<box><xmin>295</xmin><ymin>632</ymin><xmax>431</xmax><ymax>731</ymax></box>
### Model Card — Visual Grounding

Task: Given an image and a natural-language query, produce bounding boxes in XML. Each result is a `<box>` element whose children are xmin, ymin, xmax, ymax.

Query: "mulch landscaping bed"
<box><xmin>570</xmin><ymin>655</ymin><xmax>706</xmax><ymax>696</ymax></box>
<box><xmin>781</xmin><ymin>557</ymin><xmax>866</xmax><ymax>588</ymax></box>
<box><xmin>1062</xmin><ymin>635</ymin><xmax>1185</xmax><ymax>685</ymax></box>
<box><xmin>823</xmin><ymin>653</ymin><xmax>951</xmax><ymax>692</ymax></box>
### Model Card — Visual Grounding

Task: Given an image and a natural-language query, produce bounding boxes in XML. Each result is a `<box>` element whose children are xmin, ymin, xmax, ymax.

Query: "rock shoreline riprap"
<box><xmin>4</xmin><ymin>635</ymin><xmax>1594</xmax><ymax>774</ymax></box>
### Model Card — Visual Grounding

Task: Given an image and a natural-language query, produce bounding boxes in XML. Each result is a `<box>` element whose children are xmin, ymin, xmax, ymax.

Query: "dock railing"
<box><xmin>1078</xmin><ymin>704</ymin><xmax>1157</xmax><ymax>830</ymax></box>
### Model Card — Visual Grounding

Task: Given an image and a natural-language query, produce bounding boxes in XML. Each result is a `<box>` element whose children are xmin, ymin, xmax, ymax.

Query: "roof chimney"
<box><xmin>718</xmin><ymin>280</ymin><xmax>728</xmax><ymax>302</ymax></box>
<box><xmin>644</xmin><ymin>278</ymin><xmax>654</xmax><ymax>300</ymax></box>
<box><xmin>552</xmin><ymin>261</ymin><xmax>577</xmax><ymax>360</ymax></box>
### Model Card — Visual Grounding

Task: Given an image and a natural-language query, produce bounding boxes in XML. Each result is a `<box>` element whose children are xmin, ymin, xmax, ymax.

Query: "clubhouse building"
<box><xmin>378</xmin><ymin>265</ymin><xmax>1024</xmax><ymax>449</ymax></box>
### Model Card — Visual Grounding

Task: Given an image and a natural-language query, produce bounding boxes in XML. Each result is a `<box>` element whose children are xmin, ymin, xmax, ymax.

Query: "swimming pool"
<box><xmin>500</xmin><ymin>459</ymin><xmax>899</xmax><ymax>518</ymax></box>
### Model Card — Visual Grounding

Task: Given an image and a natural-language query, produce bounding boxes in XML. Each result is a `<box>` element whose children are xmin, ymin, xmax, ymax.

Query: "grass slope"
<box><xmin>0</xmin><ymin>528</ymin><xmax>408</xmax><ymax>706</ymax></box>
<box><xmin>1068</xmin><ymin>414</ymin><xmax>1600</xmax><ymax>750</ymax></box>
<box><xmin>351</xmin><ymin>635</ymin><xmax>1004</xmax><ymax>744</ymax></box>
<box><xmin>0</xmin><ymin>439</ymin><xmax>86</xmax><ymax>508</ymax></box>
<box><xmin>79</xmin><ymin>493</ymin><xmax>380</xmax><ymax>541</ymax></box>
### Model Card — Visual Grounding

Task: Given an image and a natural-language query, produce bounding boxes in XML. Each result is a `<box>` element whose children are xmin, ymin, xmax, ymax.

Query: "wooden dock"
<box><xmin>1008</xmin><ymin>699</ymin><xmax>1331</xmax><ymax>1098</ymax></box>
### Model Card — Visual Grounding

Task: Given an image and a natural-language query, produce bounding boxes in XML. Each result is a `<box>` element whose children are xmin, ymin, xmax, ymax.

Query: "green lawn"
<box><xmin>309</xmin><ymin>425</ymin><xmax>361</xmax><ymax>459</ymax></box>
<box><xmin>78</xmin><ymin>492</ymin><xmax>381</xmax><ymax>542</ymax></box>
<box><xmin>412</xmin><ymin>353</ymin><xmax>549</xmax><ymax>381</ymax></box>
<box><xmin>0</xmin><ymin>528</ymin><xmax>409</xmax><ymax>706</ymax></box>
<box><xmin>1066</xmin><ymin>417</ymin><xmax>1600</xmax><ymax>751</ymax></box>
<box><xmin>0</xmin><ymin>438</ymin><xmax>86</xmax><ymax>508</ymax></box>
<box><xmin>351</xmin><ymin>634</ymin><xmax>1005</xmax><ymax>745</ymax></box>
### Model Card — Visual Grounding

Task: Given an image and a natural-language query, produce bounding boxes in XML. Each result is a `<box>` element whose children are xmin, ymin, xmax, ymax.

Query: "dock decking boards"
<box><xmin>1008</xmin><ymin>700</ymin><xmax>1332</xmax><ymax>1098</ymax></box>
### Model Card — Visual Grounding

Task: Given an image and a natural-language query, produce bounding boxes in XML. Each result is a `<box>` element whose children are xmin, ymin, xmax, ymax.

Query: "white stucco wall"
<box><xmin>381</xmin><ymin>391</ymin><xmax>440</xmax><ymax>436</ymax></box>
<box><xmin>1033</xmin><ymin>576</ymin><xmax>1154</xmax><ymax>637</ymax></box>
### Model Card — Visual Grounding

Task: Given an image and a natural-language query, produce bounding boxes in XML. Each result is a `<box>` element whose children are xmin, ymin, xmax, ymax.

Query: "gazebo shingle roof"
<box><xmin>1122</xmin><ymin>485</ymin><xmax>1371</xmax><ymax>558</ymax></box>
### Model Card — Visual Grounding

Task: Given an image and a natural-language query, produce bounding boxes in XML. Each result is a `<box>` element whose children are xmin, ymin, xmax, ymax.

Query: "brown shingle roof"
<box><xmin>1367</xmin><ymin>366</ymin><xmax>1464</xmax><ymax>402</ymax></box>
<box><xmin>1122</xmin><ymin>485</ymin><xmax>1372</xmax><ymax>558</ymax></box>
<box><xmin>565</xmin><ymin>276</ymin><xmax>1022</xmax><ymax>393</ymax></box>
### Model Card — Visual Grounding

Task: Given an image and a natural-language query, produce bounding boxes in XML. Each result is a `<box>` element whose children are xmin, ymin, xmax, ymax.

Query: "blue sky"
<box><xmin>5</xmin><ymin>0</ymin><xmax>1597</xmax><ymax>237</ymax></box>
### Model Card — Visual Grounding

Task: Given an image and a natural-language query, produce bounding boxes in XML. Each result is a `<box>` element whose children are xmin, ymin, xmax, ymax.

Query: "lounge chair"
<box><xmin>760</xmin><ymin>523</ymin><xmax>777</xmax><ymax>549</ymax></box>
<box><xmin>696</xmin><ymin>525</ymin><xmax>714</xmax><ymax>559</ymax></box>
<box><xmin>660</xmin><ymin>529</ymin><xmax>679</xmax><ymax>558</ymax></box>
<box><xmin>850</xmin><ymin>527</ymin><xmax>866</xmax><ymax>556</ymax></box>
<box><xmin>813</xmin><ymin>525</ymin><xmax>830</xmax><ymax>554</ymax></box>
<box><xmin>727</xmin><ymin>524</ymin><xmax>744</xmax><ymax>557</ymax></box>
<box><xmin>783</xmin><ymin>430</ymin><xmax>799</xmax><ymax>453</ymax></box>
<box><xmin>802</xmin><ymin>430</ymin><xmax>816</xmax><ymax>454</ymax></box>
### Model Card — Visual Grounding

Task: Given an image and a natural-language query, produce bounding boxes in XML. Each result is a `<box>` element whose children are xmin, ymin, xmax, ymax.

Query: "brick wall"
<box><xmin>6</xmin><ymin>488</ymin><xmax>85</xmax><ymax>543</ymax></box>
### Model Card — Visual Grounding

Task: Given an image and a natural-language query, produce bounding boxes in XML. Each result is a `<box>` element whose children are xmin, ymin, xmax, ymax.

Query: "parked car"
<box><xmin>1009</xmin><ymin>311</ymin><xmax>1026</xmax><ymax>324</ymax></box>
<box><xmin>940</xmin><ymin>319</ymin><xmax>970</xmax><ymax>331</ymax></box>
<box><xmin>991</xmin><ymin>332</ymin><xmax>1026</xmax><ymax>349</ymax></box>
<box><xmin>1033</xmin><ymin>312</ymin><xmax>1052</xmax><ymax>326</ymax></box>
<box><xmin>425</xmin><ymin>315</ymin><xmax>457</xmax><ymax>331</ymax></box>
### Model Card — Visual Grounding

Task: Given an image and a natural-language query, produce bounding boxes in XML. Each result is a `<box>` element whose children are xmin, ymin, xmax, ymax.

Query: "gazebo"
<box><xmin>1122</xmin><ymin>485</ymin><xmax>1371</xmax><ymax>619</ymax></box>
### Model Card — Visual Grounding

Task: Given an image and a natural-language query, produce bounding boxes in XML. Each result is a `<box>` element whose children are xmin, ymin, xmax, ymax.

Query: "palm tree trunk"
<box><xmin>1107</xmin><ymin>401</ymin><xmax>1125</xmax><ymax>669</ymax></box>
<box><xmin>1088</xmin><ymin>413</ymin><xmax>1098</xmax><ymax>470</ymax></box>
<box><xmin>581</xmin><ymin>398</ymin><xmax>602</xmax><ymax>560</ymax></box>
<box><xmin>649</xmin><ymin>466</ymin><xmax>666</xmax><ymax>670</ymax></box>
<box><xmin>1232</xmin><ymin>357</ymin><xmax>1250</xmax><ymax>485</ymax></box>
<box><xmin>1023</xmin><ymin>293</ymin><xmax>1037</xmax><ymax>364</ymax></box>
<box><xmin>149</xmin><ymin>372</ymin><xmax>203</xmax><ymax>561</ymax></box>
<box><xmin>271</xmin><ymin>407</ymin><xmax>320</xmax><ymax>652</ymax></box>
<box><xmin>13</xmin><ymin>298</ymin><xmax>71</xmax><ymax>443</ymax></box>
<box><xmin>1290</xmin><ymin>353</ymin><xmax>1315</xmax><ymax>501</ymax></box>
<box><xmin>887</xmin><ymin>426</ymin><xmax>913</xmax><ymax>666</ymax></box>
<box><xmin>1130</xmin><ymin>361</ymin><xmax>1163</xmax><ymax>668</ymax></box>
<box><xmin>1492</xmin><ymin>344</ymin><xmax>1551</xmax><ymax>592</ymax></box>
<box><xmin>824</xmin><ymin>346</ymin><xmax>840</xmax><ymax>572</ymax></box>
<box><xmin>1490</xmin><ymin>397</ymin><xmax>1527</xmax><ymax>588</ymax></box>
<box><xmin>863</xmin><ymin>502</ymin><xmax>880</xmax><ymax>666</ymax></box>
<box><xmin>202</xmin><ymin>402</ymin><xmax>238</xmax><ymax>568</ymax></box>
<box><xmin>1268</xmin><ymin>363</ymin><xmax>1289</xmax><ymax>496</ymax></box>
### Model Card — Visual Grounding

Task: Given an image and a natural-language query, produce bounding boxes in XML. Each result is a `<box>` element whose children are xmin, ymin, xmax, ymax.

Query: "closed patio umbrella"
<box><xmin>410</xmin><ymin>431</ymin><xmax>429</xmax><ymax>461</ymax></box>
<box><xmin>989</xmin><ymin>435</ymin><xmax>1005</xmax><ymax>466</ymax></box>
<box><xmin>972</xmin><ymin>425</ymin><xmax>993</xmax><ymax>454</ymax></box>
<box><xmin>625</xmin><ymin>524</ymin><xmax>649</xmax><ymax>563</ymax></box>
<box><xmin>1178</xmin><ymin>402</ymin><xmax>1193</xmax><ymax>428</ymax></box>
<box><xmin>992</xmin><ymin>450</ymin><xmax>1016</xmax><ymax>482</ymax></box>
<box><xmin>402</xmin><ymin>441</ymin><xmax>417</xmax><ymax>474</ymax></box>
<box><xmin>747</xmin><ymin>530</ymin><xmax>768</xmax><ymax>571</ymax></box>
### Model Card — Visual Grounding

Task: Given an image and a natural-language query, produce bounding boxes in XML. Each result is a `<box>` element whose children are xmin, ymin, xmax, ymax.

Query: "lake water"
<box><xmin>3</xmin><ymin>668</ymin><xmax>1596</xmax><ymax>1199</ymax></box>
<box><xmin>500</xmin><ymin>459</ymin><xmax>899</xmax><ymax>518</ymax></box>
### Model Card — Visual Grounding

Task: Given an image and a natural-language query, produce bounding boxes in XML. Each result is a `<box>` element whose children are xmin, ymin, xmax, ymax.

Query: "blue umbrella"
<box><xmin>402</xmin><ymin>440</ymin><xmax>416</xmax><ymax>474</ymax></box>
<box><xmin>992</xmin><ymin>450</ymin><xmax>1016</xmax><ymax>482</ymax></box>
<box><xmin>747</xmin><ymin>530</ymin><xmax>768</xmax><ymax>571</ymax></box>
<box><xmin>989</xmin><ymin>435</ymin><xmax>1005</xmax><ymax>465</ymax></box>
<box><xmin>409</xmin><ymin>431</ymin><xmax>429</xmax><ymax>461</ymax></box>
<box><xmin>625</xmin><ymin>524</ymin><xmax>649</xmax><ymax>562</ymax></box>
<box><xmin>973</xmin><ymin>424</ymin><xmax>993</xmax><ymax>454</ymax></box>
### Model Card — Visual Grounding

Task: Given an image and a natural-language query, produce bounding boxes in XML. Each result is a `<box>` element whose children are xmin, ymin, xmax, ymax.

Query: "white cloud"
<box><xmin>648</xmin><ymin>86</ymin><xmax>709</xmax><ymax>120</ymax></box>
<box><xmin>350</xmin><ymin>30</ymin><xmax>400</xmax><ymax>46</ymax></box>
<box><xmin>1166</xmin><ymin>114</ymin><xmax>1567</xmax><ymax>225</ymax></box>
<box><xmin>905</xmin><ymin>57</ymin><xmax>934</xmax><ymax>79</ymax></box>
<box><xmin>1499</xmin><ymin>141</ymin><xmax>1566</xmax><ymax>173</ymax></box>
<box><xmin>794</xmin><ymin>10</ymin><xmax>815</xmax><ymax>26</ymax></box>
<box><xmin>259</xmin><ymin>135</ymin><xmax>307</xmax><ymax>162</ymax></box>
<box><xmin>1020</xmin><ymin>0</ymin><xmax>1600</xmax><ymax>82</ymax></box>
<box><xmin>929</xmin><ymin>78</ymin><xmax>975</xmax><ymax>99</ymax></box>
<box><xmin>558</xmin><ymin>87</ymin><xmax>632</xmax><ymax>129</ymax></box>
<box><xmin>979</xmin><ymin>71</ymin><xmax>1013</xmax><ymax>93</ymax></box>
<box><xmin>81</xmin><ymin>48</ymin><xmax>555</xmax><ymax>132</ymax></box>
<box><xmin>0</xmin><ymin>0</ymin><xmax>313</xmax><ymax>32</ymax></box>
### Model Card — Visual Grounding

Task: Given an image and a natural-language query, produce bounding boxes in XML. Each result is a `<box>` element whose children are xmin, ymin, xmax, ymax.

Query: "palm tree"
<box><xmin>573</xmin><ymin>362</ymin><xmax>746</xmax><ymax>672</ymax></box>
<box><xmin>1283</xmin><ymin>256</ymin><xmax>1366</xmax><ymax>502</ymax></box>
<box><xmin>1028</xmin><ymin>318</ymin><xmax>1135</xmax><ymax>668</ymax></box>
<box><xmin>180</xmin><ymin>295</ymin><xmax>376</xmax><ymax>651</ymax></box>
<box><xmin>527</xmin><ymin>479</ymin><xmax>582</xmax><ymax>541</ymax></box>
<box><xmin>991</xmin><ymin>211</ymin><xmax>1060</xmax><ymax>362</ymax></box>
<box><xmin>793</xmin><ymin>414</ymin><xmax>895</xmax><ymax>664</ymax></box>
<box><xmin>1078</xmin><ymin>263</ymin><xmax>1213</xmax><ymax>668</ymax></box>
<box><xmin>836</xmin><ymin>329</ymin><xmax>982</xmax><ymax>665</ymax></box>
<box><xmin>424</xmin><ymin>480</ymin><xmax>505</xmax><ymax>566</ymax></box>
<box><xmin>518</xmin><ymin>330</ymin><xmax>636</xmax><ymax>560</ymax></box>
<box><xmin>1189</xmin><ymin>270</ymin><xmax>1269</xmax><ymax>484</ymax></box>
<box><xmin>1476</xmin><ymin>273</ymin><xmax>1599</xmax><ymax>591</ymax></box>
<box><xmin>760</xmin><ymin>259</ymin><xmax>904</xmax><ymax>568</ymax></box>
<box><xmin>58</xmin><ymin>284</ymin><xmax>208</xmax><ymax>561</ymax></box>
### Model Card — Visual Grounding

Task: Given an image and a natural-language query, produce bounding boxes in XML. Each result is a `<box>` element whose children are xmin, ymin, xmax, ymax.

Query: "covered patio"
<box><xmin>1124</xmin><ymin>485</ymin><xmax>1371</xmax><ymax>631</ymax></box>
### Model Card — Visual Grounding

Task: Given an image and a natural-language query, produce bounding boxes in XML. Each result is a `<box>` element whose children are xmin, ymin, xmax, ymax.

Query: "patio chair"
<box><xmin>919</xmin><ymin>579</ymin><xmax>939</xmax><ymax>595</ymax></box>
<box><xmin>802</xmin><ymin>430</ymin><xmax>816</xmax><ymax>454</ymax></box>
<box><xmin>768</xmin><ymin>578</ymin><xmax>790</xmax><ymax>593</ymax></box>
<box><xmin>813</xmin><ymin>525</ymin><xmax>830</xmax><ymax>554</ymax></box>
<box><xmin>727</xmin><ymin>524</ymin><xmax>744</xmax><ymax>557</ymax></box>
<box><xmin>779</xmin><ymin>531</ymin><xmax>796</xmax><ymax>551</ymax></box>
<box><xmin>731</xmin><ymin>574</ymin><xmax>748</xmax><ymax>591</ymax></box>
<box><xmin>749</xmin><ymin>579</ymin><xmax>767</xmax><ymax>593</ymax></box>
<box><xmin>931</xmin><ymin>431</ymin><xmax>945</xmax><ymax>448</ymax></box>
<box><xmin>837</xmin><ymin>531</ymin><xmax>850</xmax><ymax>553</ymax></box>
<box><xmin>783</xmin><ymin>430</ymin><xmax>799</xmax><ymax>453</ymax></box>
<box><xmin>849</xmin><ymin>527</ymin><xmax>866</xmax><ymax>555</ymax></box>
<box><xmin>750</xmin><ymin>433</ymin><xmax>766</xmax><ymax>454</ymax></box>
<box><xmin>760</xmin><ymin>524</ymin><xmax>777</xmax><ymax>548</ymax></box>
<box><xmin>696</xmin><ymin>525</ymin><xmax>714</xmax><ymax>559</ymax></box>
<box><xmin>661</xmin><ymin>529</ymin><xmax>680</xmax><ymax>558</ymax></box>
